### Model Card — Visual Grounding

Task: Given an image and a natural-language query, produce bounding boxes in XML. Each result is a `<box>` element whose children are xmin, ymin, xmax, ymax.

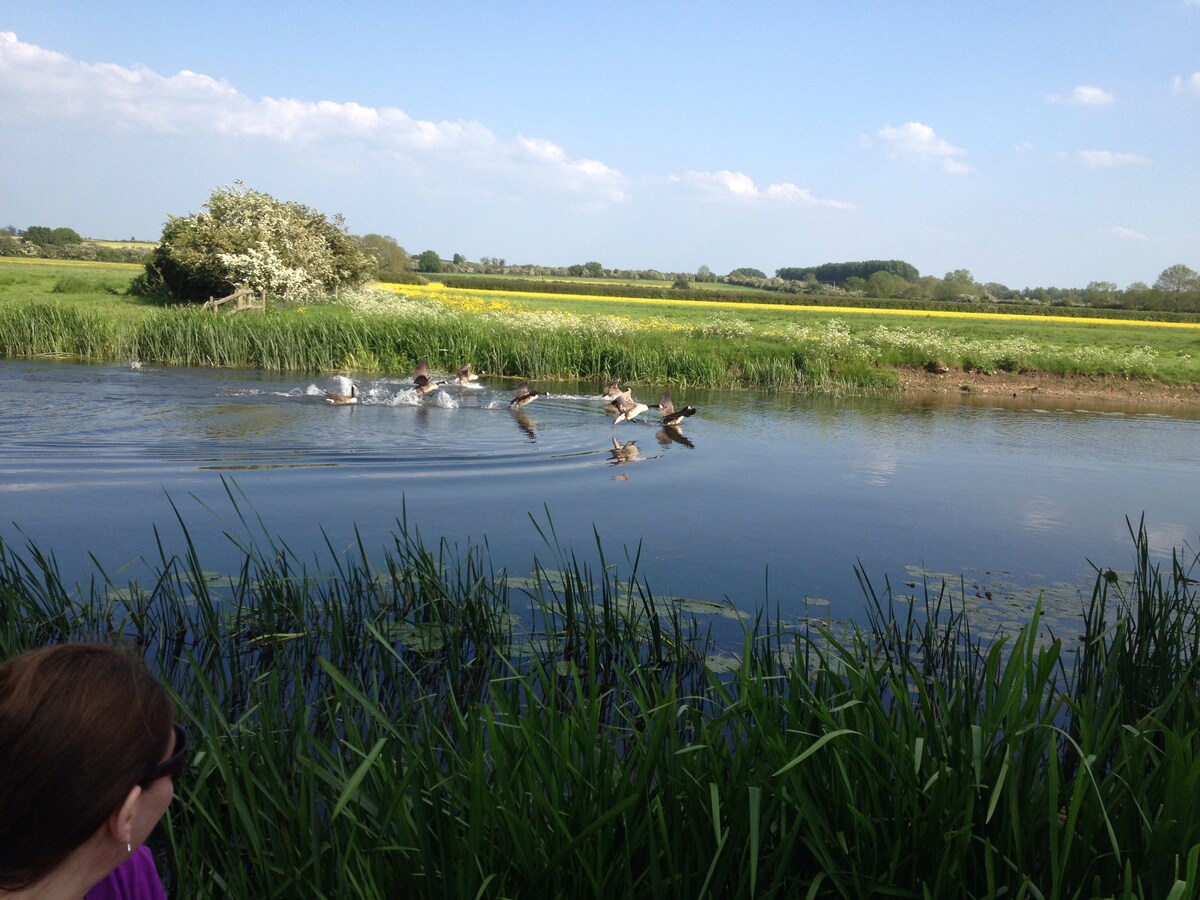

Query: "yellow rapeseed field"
<box><xmin>1</xmin><ymin>257</ymin><xmax>143</xmax><ymax>271</ymax></box>
<box><xmin>382</xmin><ymin>280</ymin><xmax>1200</xmax><ymax>330</ymax></box>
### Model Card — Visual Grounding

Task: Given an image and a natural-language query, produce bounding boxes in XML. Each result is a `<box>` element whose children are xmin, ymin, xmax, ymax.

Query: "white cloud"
<box><xmin>1109</xmin><ymin>226</ymin><xmax>1147</xmax><ymax>241</ymax></box>
<box><xmin>876</xmin><ymin>122</ymin><xmax>973</xmax><ymax>174</ymax></box>
<box><xmin>682</xmin><ymin>170</ymin><xmax>852</xmax><ymax>208</ymax></box>
<box><xmin>517</xmin><ymin>136</ymin><xmax>625</xmax><ymax>201</ymax></box>
<box><xmin>0</xmin><ymin>32</ymin><xmax>625</xmax><ymax>202</ymax></box>
<box><xmin>1048</xmin><ymin>85</ymin><xmax>1115</xmax><ymax>106</ymax></box>
<box><xmin>1171</xmin><ymin>72</ymin><xmax>1200</xmax><ymax>97</ymax></box>
<box><xmin>1078</xmin><ymin>150</ymin><xmax>1150</xmax><ymax>168</ymax></box>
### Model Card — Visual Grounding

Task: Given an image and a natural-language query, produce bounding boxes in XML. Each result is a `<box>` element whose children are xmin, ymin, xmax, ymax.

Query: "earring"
<box><xmin>127</xmin><ymin>843</ymin><xmax>132</xmax><ymax>854</ymax></box>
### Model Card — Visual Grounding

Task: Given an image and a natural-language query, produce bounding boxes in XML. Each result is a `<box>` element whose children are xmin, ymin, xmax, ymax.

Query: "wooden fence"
<box><xmin>201</xmin><ymin>286</ymin><xmax>264</xmax><ymax>313</ymax></box>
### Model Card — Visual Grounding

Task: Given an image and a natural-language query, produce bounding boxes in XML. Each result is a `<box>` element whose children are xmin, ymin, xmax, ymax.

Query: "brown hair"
<box><xmin>0</xmin><ymin>643</ymin><xmax>174</xmax><ymax>890</ymax></box>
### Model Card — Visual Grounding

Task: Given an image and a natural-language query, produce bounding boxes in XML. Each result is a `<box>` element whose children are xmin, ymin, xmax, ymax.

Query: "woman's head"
<box><xmin>0</xmin><ymin>643</ymin><xmax>175</xmax><ymax>891</ymax></box>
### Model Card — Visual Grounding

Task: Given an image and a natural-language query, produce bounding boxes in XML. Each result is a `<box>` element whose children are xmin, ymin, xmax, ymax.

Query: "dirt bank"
<box><xmin>896</xmin><ymin>366</ymin><xmax>1200</xmax><ymax>412</ymax></box>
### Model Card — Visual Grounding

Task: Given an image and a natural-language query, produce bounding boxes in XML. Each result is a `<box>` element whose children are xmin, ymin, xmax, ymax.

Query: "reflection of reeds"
<box><xmin>1</xmin><ymin>497</ymin><xmax>1197</xmax><ymax>897</ymax></box>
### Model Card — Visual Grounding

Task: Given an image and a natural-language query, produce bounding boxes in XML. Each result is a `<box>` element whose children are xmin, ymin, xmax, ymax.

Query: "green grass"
<box><xmin>1</xmin><ymin>498</ymin><xmax>1197</xmax><ymax>898</ymax></box>
<box><xmin>3</xmin><ymin>258</ymin><xmax>1200</xmax><ymax>391</ymax></box>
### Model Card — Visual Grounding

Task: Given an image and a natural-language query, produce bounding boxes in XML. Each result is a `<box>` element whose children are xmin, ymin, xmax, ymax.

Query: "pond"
<box><xmin>2</xmin><ymin>358</ymin><xmax>1197</xmax><ymax>638</ymax></box>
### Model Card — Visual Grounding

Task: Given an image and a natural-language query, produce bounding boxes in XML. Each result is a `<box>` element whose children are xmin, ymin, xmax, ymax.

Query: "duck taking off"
<box><xmin>324</xmin><ymin>383</ymin><xmax>359</xmax><ymax>405</ymax></box>
<box><xmin>453</xmin><ymin>363</ymin><xmax>480</xmax><ymax>383</ymax></box>
<box><xmin>509</xmin><ymin>381</ymin><xmax>545</xmax><ymax>408</ymax></box>
<box><xmin>611</xmin><ymin>388</ymin><xmax>649</xmax><ymax>424</ymax></box>
<box><xmin>657</xmin><ymin>390</ymin><xmax>697</xmax><ymax>427</ymax></box>
<box><xmin>412</xmin><ymin>360</ymin><xmax>441</xmax><ymax>395</ymax></box>
<box><xmin>601</xmin><ymin>379</ymin><xmax>623</xmax><ymax>400</ymax></box>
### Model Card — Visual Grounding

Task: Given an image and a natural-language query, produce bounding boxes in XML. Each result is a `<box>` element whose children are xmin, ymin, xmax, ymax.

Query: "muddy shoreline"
<box><xmin>896</xmin><ymin>366</ymin><xmax>1200</xmax><ymax>415</ymax></box>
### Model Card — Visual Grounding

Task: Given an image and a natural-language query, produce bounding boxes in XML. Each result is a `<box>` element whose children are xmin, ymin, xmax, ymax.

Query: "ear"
<box><xmin>106</xmin><ymin>785</ymin><xmax>143</xmax><ymax>848</ymax></box>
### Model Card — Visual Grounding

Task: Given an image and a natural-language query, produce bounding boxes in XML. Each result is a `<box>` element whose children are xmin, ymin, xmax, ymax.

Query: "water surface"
<box><xmin>2</xmin><ymin>359</ymin><xmax>1196</xmax><ymax>636</ymax></box>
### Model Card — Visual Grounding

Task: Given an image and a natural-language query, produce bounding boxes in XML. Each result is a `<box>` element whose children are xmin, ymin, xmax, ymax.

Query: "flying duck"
<box><xmin>657</xmin><ymin>390</ymin><xmax>697</xmax><ymax>427</ymax></box>
<box><xmin>324</xmin><ymin>383</ymin><xmax>359</xmax><ymax>405</ymax></box>
<box><xmin>611</xmin><ymin>388</ymin><xmax>648</xmax><ymax>424</ymax></box>
<box><xmin>412</xmin><ymin>360</ymin><xmax>441</xmax><ymax>395</ymax></box>
<box><xmin>510</xmin><ymin>381</ymin><xmax>545</xmax><ymax>408</ymax></box>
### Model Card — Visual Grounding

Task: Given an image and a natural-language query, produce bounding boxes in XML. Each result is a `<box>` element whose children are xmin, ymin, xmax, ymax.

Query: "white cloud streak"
<box><xmin>1078</xmin><ymin>150</ymin><xmax>1150</xmax><ymax>168</ymax></box>
<box><xmin>1109</xmin><ymin>226</ymin><xmax>1147</xmax><ymax>241</ymax></box>
<box><xmin>1048</xmin><ymin>85</ymin><xmax>1115</xmax><ymax>106</ymax></box>
<box><xmin>680</xmin><ymin>170</ymin><xmax>853</xmax><ymax>208</ymax></box>
<box><xmin>876</xmin><ymin>122</ymin><xmax>973</xmax><ymax>174</ymax></box>
<box><xmin>1171</xmin><ymin>72</ymin><xmax>1200</xmax><ymax>97</ymax></box>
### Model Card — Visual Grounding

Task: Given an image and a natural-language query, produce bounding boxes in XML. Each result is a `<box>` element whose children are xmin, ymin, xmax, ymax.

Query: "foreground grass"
<box><xmin>3</xmin><ymin>258</ymin><xmax>1200</xmax><ymax>392</ymax></box>
<box><xmin>1</xmin><ymin>505</ymin><xmax>1197</xmax><ymax>898</ymax></box>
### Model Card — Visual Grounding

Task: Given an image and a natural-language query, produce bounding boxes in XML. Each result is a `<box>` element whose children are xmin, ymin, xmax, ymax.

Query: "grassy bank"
<box><xmin>1</xmin><ymin>510</ymin><xmax>1197</xmax><ymax>897</ymax></box>
<box><xmin>3</xmin><ymin>258</ymin><xmax>1200</xmax><ymax>393</ymax></box>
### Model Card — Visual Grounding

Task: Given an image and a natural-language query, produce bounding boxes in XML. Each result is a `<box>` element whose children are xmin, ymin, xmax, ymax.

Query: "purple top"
<box><xmin>86</xmin><ymin>846</ymin><xmax>168</xmax><ymax>900</ymax></box>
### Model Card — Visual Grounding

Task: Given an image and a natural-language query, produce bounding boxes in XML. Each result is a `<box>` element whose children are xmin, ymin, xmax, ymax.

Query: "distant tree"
<box><xmin>777</xmin><ymin>260</ymin><xmax>919</xmax><ymax>284</ymax></box>
<box><xmin>696</xmin><ymin>265</ymin><xmax>713</xmax><ymax>282</ymax></box>
<box><xmin>357</xmin><ymin>234</ymin><xmax>411</xmax><ymax>277</ymax></box>
<box><xmin>584</xmin><ymin>261</ymin><xmax>604</xmax><ymax>277</ymax></box>
<box><xmin>673</xmin><ymin>277</ymin><xmax>691</xmax><ymax>290</ymax></box>
<box><xmin>729</xmin><ymin>267</ymin><xmax>766</xmax><ymax>279</ymax></box>
<box><xmin>135</xmin><ymin>183</ymin><xmax>372</xmax><ymax>303</ymax></box>
<box><xmin>1154</xmin><ymin>264</ymin><xmax>1200</xmax><ymax>293</ymax></box>
<box><xmin>21</xmin><ymin>225</ymin><xmax>83</xmax><ymax>246</ymax></box>
<box><xmin>1083</xmin><ymin>281</ymin><xmax>1118</xmax><ymax>306</ymax></box>
<box><xmin>452</xmin><ymin>253</ymin><xmax>466</xmax><ymax>265</ymax></box>
<box><xmin>416</xmin><ymin>250</ymin><xmax>443</xmax><ymax>273</ymax></box>
<box><xmin>51</xmin><ymin>227</ymin><xmax>83</xmax><ymax>245</ymax></box>
<box><xmin>21</xmin><ymin>226</ymin><xmax>53</xmax><ymax>244</ymax></box>
<box><xmin>865</xmin><ymin>270</ymin><xmax>912</xmax><ymax>298</ymax></box>
<box><xmin>939</xmin><ymin>269</ymin><xmax>980</xmax><ymax>300</ymax></box>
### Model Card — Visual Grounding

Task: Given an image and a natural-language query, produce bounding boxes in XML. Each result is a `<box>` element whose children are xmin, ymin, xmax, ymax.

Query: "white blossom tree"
<box><xmin>137</xmin><ymin>183</ymin><xmax>372</xmax><ymax>304</ymax></box>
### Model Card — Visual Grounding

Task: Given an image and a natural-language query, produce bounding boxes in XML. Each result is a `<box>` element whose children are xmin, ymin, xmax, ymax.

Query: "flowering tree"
<box><xmin>136</xmin><ymin>183</ymin><xmax>372</xmax><ymax>304</ymax></box>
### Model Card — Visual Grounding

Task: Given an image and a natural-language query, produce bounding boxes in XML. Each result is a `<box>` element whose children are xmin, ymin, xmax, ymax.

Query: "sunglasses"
<box><xmin>139</xmin><ymin>723</ymin><xmax>189</xmax><ymax>787</ymax></box>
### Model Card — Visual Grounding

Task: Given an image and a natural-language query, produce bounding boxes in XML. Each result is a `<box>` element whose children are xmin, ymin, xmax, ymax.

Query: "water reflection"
<box><xmin>513</xmin><ymin>411</ymin><xmax>538</xmax><ymax>441</ymax></box>
<box><xmin>655</xmin><ymin>427</ymin><xmax>695</xmax><ymax>449</ymax></box>
<box><xmin>608</xmin><ymin>436</ymin><xmax>642</xmax><ymax>466</ymax></box>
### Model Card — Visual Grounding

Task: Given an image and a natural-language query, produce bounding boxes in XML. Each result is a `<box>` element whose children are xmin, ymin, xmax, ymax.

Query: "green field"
<box><xmin>3</xmin><ymin>258</ymin><xmax>1199</xmax><ymax>390</ymax></box>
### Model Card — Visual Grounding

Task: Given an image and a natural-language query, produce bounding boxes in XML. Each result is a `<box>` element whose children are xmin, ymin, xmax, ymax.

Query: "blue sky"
<box><xmin>2</xmin><ymin>1</ymin><xmax>1198</xmax><ymax>288</ymax></box>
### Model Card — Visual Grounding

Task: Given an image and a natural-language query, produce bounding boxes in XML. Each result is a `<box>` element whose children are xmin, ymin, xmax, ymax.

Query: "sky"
<box><xmin>2</xmin><ymin>2</ymin><xmax>1198</xmax><ymax>289</ymax></box>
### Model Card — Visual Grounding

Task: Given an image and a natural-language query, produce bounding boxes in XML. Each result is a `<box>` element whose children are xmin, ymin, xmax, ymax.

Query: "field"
<box><xmin>3</xmin><ymin>258</ymin><xmax>1200</xmax><ymax>395</ymax></box>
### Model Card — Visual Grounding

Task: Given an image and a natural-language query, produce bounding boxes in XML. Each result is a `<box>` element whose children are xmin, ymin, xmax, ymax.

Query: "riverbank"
<box><xmin>1</xmin><ymin>517</ymin><xmax>1197</xmax><ymax>898</ymax></box>
<box><xmin>899</xmin><ymin>364</ymin><xmax>1200</xmax><ymax>410</ymax></box>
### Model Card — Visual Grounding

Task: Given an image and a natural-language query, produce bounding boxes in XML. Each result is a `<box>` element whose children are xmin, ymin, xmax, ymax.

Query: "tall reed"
<box><xmin>1</xmin><ymin>501</ymin><xmax>1197</xmax><ymax>897</ymax></box>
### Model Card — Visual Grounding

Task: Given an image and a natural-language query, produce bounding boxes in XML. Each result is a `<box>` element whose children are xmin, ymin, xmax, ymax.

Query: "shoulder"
<box><xmin>86</xmin><ymin>846</ymin><xmax>168</xmax><ymax>900</ymax></box>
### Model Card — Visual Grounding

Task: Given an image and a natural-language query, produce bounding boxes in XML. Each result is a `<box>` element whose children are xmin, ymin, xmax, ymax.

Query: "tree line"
<box><xmin>7</xmin><ymin>185</ymin><xmax>1199</xmax><ymax>313</ymax></box>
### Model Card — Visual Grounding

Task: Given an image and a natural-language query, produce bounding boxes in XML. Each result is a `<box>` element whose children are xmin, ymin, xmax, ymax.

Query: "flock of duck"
<box><xmin>322</xmin><ymin>360</ymin><xmax>698</xmax><ymax>431</ymax></box>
